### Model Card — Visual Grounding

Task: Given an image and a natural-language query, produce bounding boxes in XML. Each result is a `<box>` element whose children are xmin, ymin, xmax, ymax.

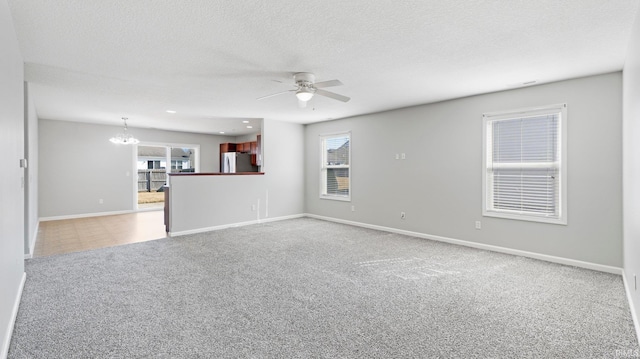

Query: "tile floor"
<box><xmin>34</xmin><ymin>210</ymin><xmax>168</xmax><ymax>257</ymax></box>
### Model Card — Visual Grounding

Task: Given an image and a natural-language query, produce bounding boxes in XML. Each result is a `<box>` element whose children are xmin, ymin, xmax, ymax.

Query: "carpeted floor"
<box><xmin>9</xmin><ymin>218</ymin><xmax>639</xmax><ymax>358</ymax></box>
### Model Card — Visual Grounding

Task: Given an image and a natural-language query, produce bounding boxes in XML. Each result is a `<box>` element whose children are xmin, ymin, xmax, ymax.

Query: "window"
<box><xmin>320</xmin><ymin>133</ymin><xmax>350</xmax><ymax>201</ymax></box>
<box><xmin>482</xmin><ymin>104</ymin><xmax>567</xmax><ymax>224</ymax></box>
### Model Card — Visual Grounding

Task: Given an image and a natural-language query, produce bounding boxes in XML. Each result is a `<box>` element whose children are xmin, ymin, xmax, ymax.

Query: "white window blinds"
<box><xmin>483</xmin><ymin>104</ymin><xmax>566</xmax><ymax>224</ymax></box>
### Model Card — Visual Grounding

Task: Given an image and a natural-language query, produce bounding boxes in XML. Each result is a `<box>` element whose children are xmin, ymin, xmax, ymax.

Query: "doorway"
<box><xmin>136</xmin><ymin>143</ymin><xmax>199</xmax><ymax>210</ymax></box>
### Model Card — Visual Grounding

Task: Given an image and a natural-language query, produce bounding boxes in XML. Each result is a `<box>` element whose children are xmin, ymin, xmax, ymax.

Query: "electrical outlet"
<box><xmin>351</xmin><ymin>205</ymin><xmax>355</xmax><ymax>212</ymax></box>
<box><xmin>475</xmin><ymin>221</ymin><xmax>481</xmax><ymax>230</ymax></box>
<box><xmin>99</xmin><ymin>199</ymin><xmax>103</xmax><ymax>204</ymax></box>
<box><xmin>251</xmin><ymin>204</ymin><xmax>256</xmax><ymax>211</ymax></box>
<box><xmin>395</xmin><ymin>154</ymin><xmax>399</xmax><ymax>160</ymax></box>
<box><xmin>400</xmin><ymin>212</ymin><xmax>406</xmax><ymax>220</ymax></box>
<box><xmin>401</xmin><ymin>153</ymin><xmax>406</xmax><ymax>160</ymax></box>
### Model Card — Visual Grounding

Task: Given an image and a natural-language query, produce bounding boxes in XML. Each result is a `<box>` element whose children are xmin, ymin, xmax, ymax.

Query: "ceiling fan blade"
<box><xmin>315</xmin><ymin>89</ymin><xmax>350</xmax><ymax>102</ymax></box>
<box><xmin>298</xmin><ymin>99</ymin><xmax>308</xmax><ymax>108</ymax></box>
<box><xmin>313</xmin><ymin>79</ymin><xmax>343</xmax><ymax>88</ymax></box>
<box><xmin>256</xmin><ymin>90</ymin><xmax>294</xmax><ymax>100</ymax></box>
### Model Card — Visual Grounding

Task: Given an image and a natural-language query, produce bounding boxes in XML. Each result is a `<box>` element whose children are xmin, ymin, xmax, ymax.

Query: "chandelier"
<box><xmin>109</xmin><ymin>117</ymin><xmax>139</xmax><ymax>145</ymax></box>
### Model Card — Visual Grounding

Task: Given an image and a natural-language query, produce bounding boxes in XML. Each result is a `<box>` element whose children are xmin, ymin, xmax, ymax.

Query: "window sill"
<box><xmin>320</xmin><ymin>195</ymin><xmax>351</xmax><ymax>202</ymax></box>
<box><xmin>483</xmin><ymin>210</ymin><xmax>567</xmax><ymax>225</ymax></box>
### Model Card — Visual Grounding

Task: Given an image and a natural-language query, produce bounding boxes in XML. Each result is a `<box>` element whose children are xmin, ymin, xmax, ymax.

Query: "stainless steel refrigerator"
<box><xmin>222</xmin><ymin>152</ymin><xmax>254</xmax><ymax>173</ymax></box>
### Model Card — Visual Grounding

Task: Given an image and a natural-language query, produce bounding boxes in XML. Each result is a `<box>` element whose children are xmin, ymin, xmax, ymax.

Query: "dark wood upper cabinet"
<box><xmin>220</xmin><ymin>143</ymin><xmax>236</xmax><ymax>153</ymax></box>
<box><xmin>234</xmin><ymin>142</ymin><xmax>254</xmax><ymax>153</ymax></box>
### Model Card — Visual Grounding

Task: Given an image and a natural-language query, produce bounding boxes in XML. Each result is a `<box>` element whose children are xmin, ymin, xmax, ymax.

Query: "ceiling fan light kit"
<box><xmin>258</xmin><ymin>72</ymin><xmax>350</xmax><ymax>105</ymax></box>
<box><xmin>295</xmin><ymin>87</ymin><xmax>315</xmax><ymax>101</ymax></box>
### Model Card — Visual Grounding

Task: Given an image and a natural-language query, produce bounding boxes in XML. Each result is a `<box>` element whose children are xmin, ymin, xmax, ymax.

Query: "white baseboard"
<box><xmin>24</xmin><ymin>221</ymin><xmax>39</xmax><ymax>259</ymax></box>
<box><xmin>40</xmin><ymin>210</ymin><xmax>135</xmax><ymax>222</ymax></box>
<box><xmin>623</xmin><ymin>272</ymin><xmax>640</xmax><ymax>346</ymax></box>
<box><xmin>169</xmin><ymin>214</ymin><xmax>305</xmax><ymax>237</ymax></box>
<box><xmin>29</xmin><ymin>221</ymin><xmax>38</xmax><ymax>255</ymax></box>
<box><xmin>1</xmin><ymin>272</ymin><xmax>26</xmax><ymax>359</ymax></box>
<box><xmin>135</xmin><ymin>207</ymin><xmax>163</xmax><ymax>213</ymax></box>
<box><xmin>305</xmin><ymin>214</ymin><xmax>622</xmax><ymax>275</ymax></box>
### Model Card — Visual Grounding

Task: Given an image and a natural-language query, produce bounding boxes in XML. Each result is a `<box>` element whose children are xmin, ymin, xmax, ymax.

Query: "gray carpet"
<box><xmin>8</xmin><ymin>218</ymin><xmax>639</xmax><ymax>358</ymax></box>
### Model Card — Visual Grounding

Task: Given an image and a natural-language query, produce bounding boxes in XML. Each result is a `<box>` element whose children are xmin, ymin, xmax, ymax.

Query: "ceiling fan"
<box><xmin>257</xmin><ymin>72</ymin><xmax>350</xmax><ymax>108</ymax></box>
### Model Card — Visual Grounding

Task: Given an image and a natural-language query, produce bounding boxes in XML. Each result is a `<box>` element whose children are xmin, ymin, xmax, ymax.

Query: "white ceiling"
<box><xmin>7</xmin><ymin>0</ymin><xmax>640</xmax><ymax>135</ymax></box>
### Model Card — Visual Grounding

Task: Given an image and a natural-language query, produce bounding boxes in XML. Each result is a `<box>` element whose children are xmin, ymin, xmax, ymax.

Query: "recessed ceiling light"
<box><xmin>242</xmin><ymin>120</ymin><xmax>250</xmax><ymax>124</ymax></box>
<box><xmin>166</xmin><ymin>110</ymin><xmax>176</xmax><ymax>114</ymax></box>
<box><xmin>219</xmin><ymin>131</ymin><xmax>225</xmax><ymax>134</ymax></box>
<box><xmin>246</xmin><ymin>125</ymin><xmax>253</xmax><ymax>129</ymax></box>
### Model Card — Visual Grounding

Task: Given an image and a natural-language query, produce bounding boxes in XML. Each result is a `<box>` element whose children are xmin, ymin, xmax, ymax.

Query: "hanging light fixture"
<box><xmin>109</xmin><ymin>117</ymin><xmax>139</xmax><ymax>145</ymax></box>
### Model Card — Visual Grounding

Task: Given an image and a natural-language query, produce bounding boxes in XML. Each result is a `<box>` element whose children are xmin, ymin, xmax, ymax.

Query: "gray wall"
<box><xmin>39</xmin><ymin>119</ymin><xmax>230</xmax><ymax>218</ymax></box>
<box><xmin>305</xmin><ymin>73</ymin><xmax>622</xmax><ymax>267</ymax></box>
<box><xmin>0</xmin><ymin>0</ymin><xmax>25</xmax><ymax>355</ymax></box>
<box><xmin>235</xmin><ymin>132</ymin><xmax>260</xmax><ymax>143</ymax></box>
<box><xmin>170</xmin><ymin>175</ymin><xmax>268</xmax><ymax>233</ymax></box>
<box><xmin>263</xmin><ymin>119</ymin><xmax>305</xmax><ymax>217</ymax></box>
<box><xmin>623</xmin><ymin>6</ymin><xmax>640</xmax><ymax>337</ymax></box>
<box><xmin>24</xmin><ymin>82</ymin><xmax>38</xmax><ymax>255</ymax></box>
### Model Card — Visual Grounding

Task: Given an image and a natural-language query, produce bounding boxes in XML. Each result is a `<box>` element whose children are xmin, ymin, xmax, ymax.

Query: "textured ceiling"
<box><xmin>7</xmin><ymin>0</ymin><xmax>640</xmax><ymax>135</ymax></box>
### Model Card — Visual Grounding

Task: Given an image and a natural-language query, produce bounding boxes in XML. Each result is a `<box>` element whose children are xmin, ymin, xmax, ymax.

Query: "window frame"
<box><xmin>482</xmin><ymin>104</ymin><xmax>567</xmax><ymax>225</ymax></box>
<box><xmin>319</xmin><ymin>132</ymin><xmax>351</xmax><ymax>201</ymax></box>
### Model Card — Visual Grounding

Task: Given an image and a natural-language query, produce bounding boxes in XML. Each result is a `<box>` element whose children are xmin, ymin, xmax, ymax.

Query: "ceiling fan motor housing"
<box><xmin>294</xmin><ymin>72</ymin><xmax>315</xmax><ymax>87</ymax></box>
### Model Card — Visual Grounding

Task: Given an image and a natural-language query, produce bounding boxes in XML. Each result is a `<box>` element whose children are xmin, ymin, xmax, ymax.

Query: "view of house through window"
<box><xmin>320</xmin><ymin>133</ymin><xmax>350</xmax><ymax>200</ymax></box>
<box><xmin>137</xmin><ymin>144</ymin><xmax>198</xmax><ymax>209</ymax></box>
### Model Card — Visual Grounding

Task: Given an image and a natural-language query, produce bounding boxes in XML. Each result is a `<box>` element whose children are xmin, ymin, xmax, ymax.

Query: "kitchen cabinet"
<box><xmin>220</xmin><ymin>143</ymin><xmax>236</xmax><ymax>153</ymax></box>
<box><xmin>250</xmin><ymin>141</ymin><xmax>258</xmax><ymax>165</ymax></box>
<box><xmin>234</xmin><ymin>142</ymin><xmax>255</xmax><ymax>153</ymax></box>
